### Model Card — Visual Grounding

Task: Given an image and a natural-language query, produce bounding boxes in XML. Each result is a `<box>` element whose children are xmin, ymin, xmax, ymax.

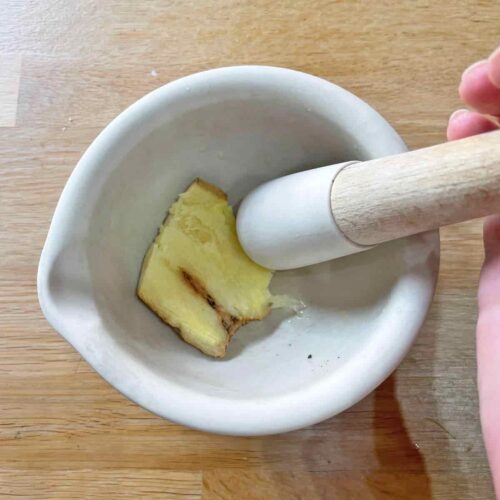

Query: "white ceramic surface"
<box><xmin>237</xmin><ymin>160</ymin><xmax>371</xmax><ymax>270</ymax></box>
<box><xmin>38</xmin><ymin>66</ymin><xmax>439</xmax><ymax>436</ymax></box>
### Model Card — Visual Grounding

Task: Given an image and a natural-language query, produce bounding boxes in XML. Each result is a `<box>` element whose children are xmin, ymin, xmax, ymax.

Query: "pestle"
<box><xmin>236</xmin><ymin>129</ymin><xmax>500</xmax><ymax>270</ymax></box>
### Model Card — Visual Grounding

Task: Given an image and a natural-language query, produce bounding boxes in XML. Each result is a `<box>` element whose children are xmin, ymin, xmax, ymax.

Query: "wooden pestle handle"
<box><xmin>330</xmin><ymin>129</ymin><xmax>500</xmax><ymax>246</ymax></box>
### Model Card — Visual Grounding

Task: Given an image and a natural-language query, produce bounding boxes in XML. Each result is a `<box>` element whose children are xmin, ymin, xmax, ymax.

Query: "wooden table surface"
<box><xmin>1</xmin><ymin>1</ymin><xmax>499</xmax><ymax>498</ymax></box>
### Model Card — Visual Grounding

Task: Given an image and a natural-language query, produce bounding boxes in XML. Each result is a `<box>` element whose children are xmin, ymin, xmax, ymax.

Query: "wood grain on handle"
<box><xmin>331</xmin><ymin>130</ymin><xmax>500</xmax><ymax>246</ymax></box>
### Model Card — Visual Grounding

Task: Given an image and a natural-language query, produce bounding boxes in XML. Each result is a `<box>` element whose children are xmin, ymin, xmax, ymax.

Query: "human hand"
<box><xmin>448</xmin><ymin>46</ymin><xmax>500</xmax><ymax>497</ymax></box>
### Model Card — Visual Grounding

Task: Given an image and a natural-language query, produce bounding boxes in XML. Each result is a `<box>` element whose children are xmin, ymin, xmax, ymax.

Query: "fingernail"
<box><xmin>461</xmin><ymin>59</ymin><xmax>488</xmax><ymax>79</ymax></box>
<box><xmin>488</xmin><ymin>46</ymin><xmax>500</xmax><ymax>88</ymax></box>
<box><xmin>488</xmin><ymin>45</ymin><xmax>500</xmax><ymax>62</ymax></box>
<box><xmin>449</xmin><ymin>108</ymin><xmax>469</xmax><ymax>120</ymax></box>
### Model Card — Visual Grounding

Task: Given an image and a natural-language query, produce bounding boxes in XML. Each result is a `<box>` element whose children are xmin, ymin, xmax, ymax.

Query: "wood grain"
<box><xmin>203</xmin><ymin>471</ymin><xmax>493</xmax><ymax>500</ymax></box>
<box><xmin>0</xmin><ymin>54</ymin><xmax>21</xmax><ymax>127</ymax></box>
<box><xmin>0</xmin><ymin>470</ymin><xmax>201</xmax><ymax>499</ymax></box>
<box><xmin>1</xmin><ymin>0</ymin><xmax>498</xmax><ymax>498</ymax></box>
<box><xmin>332</xmin><ymin>130</ymin><xmax>500</xmax><ymax>245</ymax></box>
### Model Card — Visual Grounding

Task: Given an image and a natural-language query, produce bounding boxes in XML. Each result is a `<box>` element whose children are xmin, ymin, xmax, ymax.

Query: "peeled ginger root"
<box><xmin>137</xmin><ymin>179</ymin><xmax>275</xmax><ymax>358</ymax></box>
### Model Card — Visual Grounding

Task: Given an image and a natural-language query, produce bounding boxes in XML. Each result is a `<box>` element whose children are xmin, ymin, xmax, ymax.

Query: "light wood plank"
<box><xmin>1</xmin><ymin>0</ymin><xmax>499</xmax><ymax>498</ymax></box>
<box><xmin>0</xmin><ymin>54</ymin><xmax>21</xmax><ymax>127</ymax></box>
<box><xmin>0</xmin><ymin>470</ymin><xmax>201</xmax><ymax>499</ymax></box>
<box><xmin>203</xmin><ymin>471</ymin><xmax>493</xmax><ymax>500</ymax></box>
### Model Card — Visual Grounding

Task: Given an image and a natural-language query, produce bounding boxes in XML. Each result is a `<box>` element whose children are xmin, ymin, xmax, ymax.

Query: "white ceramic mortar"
<box><xmin>38</xmin><ymin>66</ymin><xmax>439</xmax><ymax>435</ymax></box>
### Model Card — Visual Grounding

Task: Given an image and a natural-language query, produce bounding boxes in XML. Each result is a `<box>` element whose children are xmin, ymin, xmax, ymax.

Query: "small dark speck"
<box><xmin>308</xmin><ymin>354</ymin><xmax>312</xmax><ymax>359</ymax></box>
<box><xmin>288</xmin><ymin>344</ymin><xmax>291</xmax><ymax>347</ymax></box>
<box><xmin>337</xmin><ymin>356</ymin><xmax>340</xmax><ymax>359</ymax></box>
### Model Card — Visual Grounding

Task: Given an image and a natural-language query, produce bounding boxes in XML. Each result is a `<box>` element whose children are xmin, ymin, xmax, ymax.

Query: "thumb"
<box><xmin>478</xmin><ymin>215</ymin><xmax>500</xmax><ymax>311</ymax></box>
<box><xmin>476</xmin><ymin>214</ymin><xmax>500</xmax><ymax>497</ymax></box>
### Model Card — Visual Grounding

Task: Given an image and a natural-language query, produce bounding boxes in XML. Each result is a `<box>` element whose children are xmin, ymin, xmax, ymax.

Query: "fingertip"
<box><xmin>460</xmin><ymin>60</ymin><xmax>500</xmax><ymax>115</ymax></box>
<box><xmin>447</xmin><ymin>109</ymin><xmax>498</xmax><ymax>141</ymax></box>
<box><xmin>462</xmin><ymin>59</ymin><xmax>489</xmax><ymax>79</ymax></box>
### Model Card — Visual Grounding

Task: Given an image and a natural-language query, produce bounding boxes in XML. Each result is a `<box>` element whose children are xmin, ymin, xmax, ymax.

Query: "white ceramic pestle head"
<box><xmin>236</xmin><ymin>161</ymin><xmax>370</xmax><ymax>270</ymax></box>
<box><xmin>238</xmin><ymin>129</ymin><xmax>500</xmax><ymax>270</ymax></box>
